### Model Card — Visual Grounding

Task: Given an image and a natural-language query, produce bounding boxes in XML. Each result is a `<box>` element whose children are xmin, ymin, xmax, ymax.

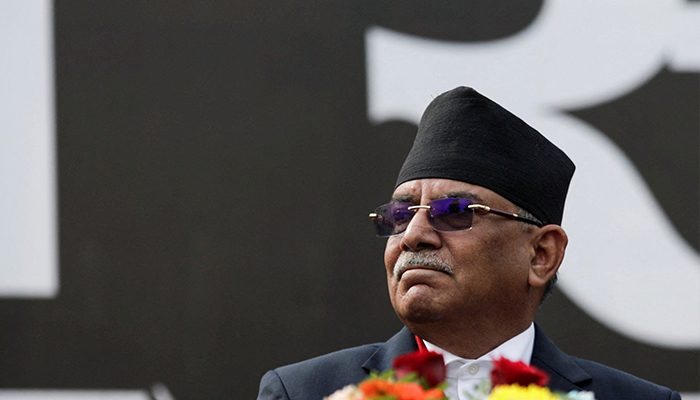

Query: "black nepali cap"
<box><xmin>395</xmin><ymin>87</ymin><xmax>575</xmax><ymax>226</ymax></box>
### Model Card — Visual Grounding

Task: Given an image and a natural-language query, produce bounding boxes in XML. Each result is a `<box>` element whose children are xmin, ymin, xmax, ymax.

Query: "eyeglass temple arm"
<box><xmin>468</xmin><ymin>204</ymin><xmax>544</xmax><ymax>227</ymax></box>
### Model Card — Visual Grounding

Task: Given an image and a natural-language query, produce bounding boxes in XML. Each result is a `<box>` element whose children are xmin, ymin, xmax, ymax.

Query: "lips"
<box><xmin>397</xmin><ymin>265</ymin><xmax>443</xmax><ymax>280</ymax></box>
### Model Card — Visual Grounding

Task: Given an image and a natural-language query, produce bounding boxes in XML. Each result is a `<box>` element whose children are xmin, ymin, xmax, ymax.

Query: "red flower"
<box><xmin>392</xmin><ymin>350</ymin><xmax>446</xmax><ymax>387</ymax></box>
<box><xmin>490</xmin><ymin>357</ymin><xmax>549</xmax><ymax>387</ymax></box>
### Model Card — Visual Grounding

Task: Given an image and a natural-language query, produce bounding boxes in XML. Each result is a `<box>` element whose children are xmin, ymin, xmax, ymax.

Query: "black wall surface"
<box><xmin>0</xmin><ymin>1</ymin><xmax>697</xmax><ymax>399</ymax></box>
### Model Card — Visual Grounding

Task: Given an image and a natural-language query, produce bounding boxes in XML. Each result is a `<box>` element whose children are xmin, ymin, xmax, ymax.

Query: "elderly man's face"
<box><xmin>385</xmin><ymin>178</ymin><xmax>536</xmax><ymax>328</ymax></box>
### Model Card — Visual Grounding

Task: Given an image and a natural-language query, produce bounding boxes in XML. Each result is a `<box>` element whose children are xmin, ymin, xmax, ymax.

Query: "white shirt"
<box><xmin>423</xmin><ymin>323</ymin><xmax>536</xmax><ymax>400</ymax></box>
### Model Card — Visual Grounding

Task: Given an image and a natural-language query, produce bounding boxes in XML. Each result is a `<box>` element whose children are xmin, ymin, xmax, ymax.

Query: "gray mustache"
<box><xmin>394</xmin><ymin>251</ymin><xmax>454</xmax><ymax>279</ymax></box>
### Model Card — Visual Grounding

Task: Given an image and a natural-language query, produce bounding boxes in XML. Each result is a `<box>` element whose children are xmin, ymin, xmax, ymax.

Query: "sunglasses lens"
<box><xmin>371</xmin><ymin>198</ymin><xmax>475</xmax><ymax>236</ymax></box>
<box><xmin>429</xmin><ymin>198</ymin><xmax>474</xmax><ymax>231</ymax></box>
<box><xmin>372</xmin><ymin>202</ymin><xmax>414</xmax><ymax>237</ymax></box>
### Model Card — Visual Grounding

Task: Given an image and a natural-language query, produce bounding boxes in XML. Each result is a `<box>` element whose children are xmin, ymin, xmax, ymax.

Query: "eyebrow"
<box><xmin>390</xmin><ymin>191</ymin><xmax>484</xmax><ymax>204</ymax></box>
<box><xmin>440</xmin><ymin>191</ymin><xmax>484</xmax><ymax>203</ymax></box>
<box><xmin>390</xmin><ymin>194</ymin><xmax>416</xmax><ymax>203</ymax></box>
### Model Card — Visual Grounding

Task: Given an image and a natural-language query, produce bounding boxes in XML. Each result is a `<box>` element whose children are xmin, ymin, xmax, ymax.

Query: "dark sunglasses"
<box><xmin>369</xmin><ymin>197</ymin><xmax>543</xmax><ymax>237</ymax></box>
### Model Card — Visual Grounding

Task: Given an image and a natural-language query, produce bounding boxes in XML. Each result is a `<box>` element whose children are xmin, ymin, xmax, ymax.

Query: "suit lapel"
<box><xmin>362</xmin><ymin>327</ymin><xmax>419</xmax><ymax>374</ymax></box>
<box><xmin>362</xmin><ymin>324</ymin><xmax>592</xmax><ymax>393</ymax></box>
<box><xmin>530</xmin><ymin>324</ymin><xmax>592</xmax><ymax>392</ymax></box>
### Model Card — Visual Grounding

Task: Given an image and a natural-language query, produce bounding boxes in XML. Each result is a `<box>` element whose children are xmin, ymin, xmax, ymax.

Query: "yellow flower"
<box><xmin>487</xmin><ymin>384</ymin><xmax>560</xmax><ymax>400</ymax></box>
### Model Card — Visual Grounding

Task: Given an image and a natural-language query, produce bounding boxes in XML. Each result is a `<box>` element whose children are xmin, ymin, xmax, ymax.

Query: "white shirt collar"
<box><xmin>422</xmin><ymin>322</ymin><xmax>535</xmax><ymax>364</ymax></box>
<box><xmin>422</xmin><ymin>323</ymin><xmax>536</xmax><ymax>400</ymax></box>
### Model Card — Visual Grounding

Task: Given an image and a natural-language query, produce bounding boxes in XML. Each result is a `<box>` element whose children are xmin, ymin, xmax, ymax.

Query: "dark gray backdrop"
<box><xmin>0</xmin><ymin>1</ymin><xmax>697</xmax><ymax>399</ymax></box>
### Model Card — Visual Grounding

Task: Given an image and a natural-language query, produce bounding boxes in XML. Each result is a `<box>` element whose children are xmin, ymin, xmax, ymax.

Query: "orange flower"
<box><xmin>358</xmin><ymin>378</ymin><xmax>447</xmax><ymax>400</ymax></box>
<box><xmin>393</xmin><ymin>382</ymin><xmax>425</xmax><ymax>400</ymax></box>
<box><xmin>424</xmin><ymin>388</ymin><xmax>445</xmax><ymax>400</ymax></box>
<box><xmin>359</xmin><ymin>377</ymin><xmax>395</xmax><ymax>396</ymax></box>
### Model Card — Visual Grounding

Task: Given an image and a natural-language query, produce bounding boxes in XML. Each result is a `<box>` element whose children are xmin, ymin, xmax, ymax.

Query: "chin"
<box><xmin>393</xmin><ymin>297</ymin><xmax>445</xmax><ymax>325</ymax></box>
<box><xmin>399</xmin><ymin>313</ymin><xmax>443</xmax><ymax>327</ymax></box>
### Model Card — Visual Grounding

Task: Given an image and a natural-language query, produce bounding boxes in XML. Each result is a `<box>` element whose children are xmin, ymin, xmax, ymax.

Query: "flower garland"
<box><xmin>324</xmin><ymin>349</ymin><xmax>596</xmax><ymax>400</ymax></box>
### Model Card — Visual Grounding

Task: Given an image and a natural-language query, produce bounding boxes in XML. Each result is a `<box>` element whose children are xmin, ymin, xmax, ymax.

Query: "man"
<box><xmin>257</xmin><ymin>87</ymin><xmax>681</xmax><ymax>400</ymax></box>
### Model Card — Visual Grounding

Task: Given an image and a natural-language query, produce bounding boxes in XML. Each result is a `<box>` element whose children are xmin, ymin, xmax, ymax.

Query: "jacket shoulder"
<box><xmin>257</xmin><ymin>343</ymin><xmax>381</xmax><ymax>400</ymax></box>
<box><xmin>531</xmin><ymin>324</ymin><xmax>679</xmax><ymax>400</ymax></box>
<box><xmin>257</xmin><ymin>327</ymin><xmax>419</xmax><ymax>400</ymax></box>
<box><xmin>568</xmin><ymin>356</ymin><xmax>681</xmax><ymax>400</ymax></box>
<box><xmin>277</xmin><ymin>342</ymin><xmax>381</xmax><ymax>378</ymax></box>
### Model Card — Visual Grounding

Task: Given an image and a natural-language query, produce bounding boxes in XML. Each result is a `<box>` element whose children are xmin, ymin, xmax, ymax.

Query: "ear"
<box><xmin>528</xmin><ymin>225</ymin><xmax>568</xmax><ymax>289</ymax></box>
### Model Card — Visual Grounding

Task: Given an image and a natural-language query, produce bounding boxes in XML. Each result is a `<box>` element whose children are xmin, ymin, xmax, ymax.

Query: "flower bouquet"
<box><xmin>324</xmin><ymin>350</ymin><xmax>448</xmax><ymax>400</ymax></box>
<box><xmin>324</xmin><ymin>349</ymin><xmax>596</xmax><ymax>400</ymax></box>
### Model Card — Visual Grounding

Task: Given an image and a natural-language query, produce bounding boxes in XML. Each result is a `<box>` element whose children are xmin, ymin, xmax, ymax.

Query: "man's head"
<box><xmin>373</xmin><ymin>87</ymin><xmax>575</xmax><ymax>355</ymax></box>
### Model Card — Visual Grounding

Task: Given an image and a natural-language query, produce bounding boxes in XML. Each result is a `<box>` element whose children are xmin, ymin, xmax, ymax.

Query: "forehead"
<box><xmin>392</xmin><ymin>178</ymin><xmax>512</xmax><ymax>208</ymax></box>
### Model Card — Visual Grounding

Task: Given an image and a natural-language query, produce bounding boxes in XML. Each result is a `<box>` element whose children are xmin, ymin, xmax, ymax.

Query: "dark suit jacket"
<box><xmin>257</xmin><ymin>324</ymin><xmax>681</xmax><ymax>400</ymax></box>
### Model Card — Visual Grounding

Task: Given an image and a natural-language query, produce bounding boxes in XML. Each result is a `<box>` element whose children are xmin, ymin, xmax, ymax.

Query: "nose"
<box><xmin>399</xmin><ymin>208</ymin><xmax>443</xmax><ymax>252</ymax></box>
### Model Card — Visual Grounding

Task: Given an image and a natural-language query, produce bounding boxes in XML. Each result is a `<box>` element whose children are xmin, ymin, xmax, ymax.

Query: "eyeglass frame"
<box><xmin>368</xmin><ymin>198</ymin><xmax>543</xmax><ymax>237</ymax></box>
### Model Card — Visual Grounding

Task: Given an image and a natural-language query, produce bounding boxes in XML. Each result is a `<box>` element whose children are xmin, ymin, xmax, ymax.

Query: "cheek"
<box><xmin>384</xmin><ymin>237</ymin><xmax>402</xmax><ymax>274</ymax></box>
<box><xmin>476</xmin><ymin>237</ymin><xmax>532</xmax><ymax>289</ymax></box>
<box><xmin>447</xmin><ymin>234</ymin><xmax>525</xmax><ymax>284</ymax></box>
